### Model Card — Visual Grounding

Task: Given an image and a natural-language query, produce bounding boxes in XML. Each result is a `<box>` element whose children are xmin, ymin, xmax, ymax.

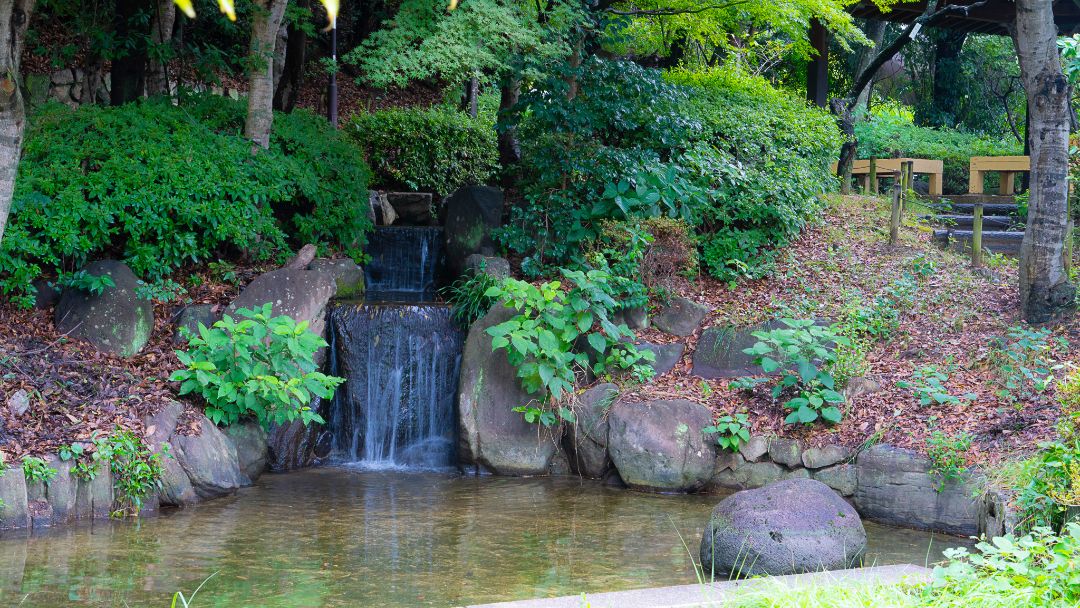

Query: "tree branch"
<box><xmin>605</xmin><ymin>1</ymin><xmax>749</xmax><ymax>17</ymax></box>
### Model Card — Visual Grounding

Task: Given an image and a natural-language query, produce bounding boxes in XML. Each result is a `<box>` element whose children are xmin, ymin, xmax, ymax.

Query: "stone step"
<box><xmin>932</xmin><ymin>229</ymin><xmax>1023</xmax><ymax>256</ymax></box>
<box><xmin>930</xmin><ymin>215</ymin><xmax>1016</xmax><ymax>230</ymax></box>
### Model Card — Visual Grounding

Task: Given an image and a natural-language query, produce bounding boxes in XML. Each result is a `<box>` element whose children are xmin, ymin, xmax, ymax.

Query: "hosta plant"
<box><xmin>171</xmin><ymin>304</ymin><xmax>344</xmax><ymax>427</ymax></box>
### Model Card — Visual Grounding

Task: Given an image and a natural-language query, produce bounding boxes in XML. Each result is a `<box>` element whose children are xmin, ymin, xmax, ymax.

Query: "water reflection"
<box><xmin>0</xmin><ymin>468</ymin><xmax>971</xmax><ymax>607</ymax></box>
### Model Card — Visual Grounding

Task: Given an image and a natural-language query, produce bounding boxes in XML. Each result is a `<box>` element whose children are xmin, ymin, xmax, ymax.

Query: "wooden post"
<box><xmin>972</xmin><ymin>203</ymin><xmax>984</xmax><ymax>268</ymax></box>
<box><xmin>904</xmin><ymin>160</ymin><xmax>915</xmax><ymax>194</ymax></box>
<box><xmin>807</xmin><ymin>20</ymin><xmax>829</xmax><ymax>108</ymax></box>
<box><xmin>889</xmin><ymin>171</ymin><xmax>902</xmax><ymax>246</ymax></box>
<box><xmin>869</xmin><ymin>158</ymin><xmax>878</xmax><ymax>194</ymax></box>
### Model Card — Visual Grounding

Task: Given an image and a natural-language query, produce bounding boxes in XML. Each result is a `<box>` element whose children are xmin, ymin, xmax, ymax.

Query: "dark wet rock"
<box><xmin>309</xmin><ymin>258</ymin><xmax>365</xmax><ymax>299</ymax></box>
<box><xmin>802</xmin><ymin>445</ymin><xmax>851</xmax><ymax>470</ymax></box>
<box><xmin>31</xmin><ymin>278</ymin><xmax>61</xmax><ymax>310</ymax></box>
<box><xmin>385</xmin><ymin>192</ymin><xmax>435</xmax><ymax>225</ymax></box>
<box><xmin>171</xmin><ymin>413</ymin><xmax>245</xmax><ymax>499</ymax></box>
<box><xmin>637</xmin><ymin>342</ymin><xmax>685</xmax><ymax>376</ymax></box>
<box><xmin>607</xmin><ymin>399</ymin><xmax>715</xmax><ymax>492</ymax></box>
<box><xmin>267</xmin><ymin>418</ymin><xmax>321</xmax><ymax>472</ymax></box>
<box><xmin>563</xmin><ymin>383</ymin><xmax>618</xmax><ymax>479</ymax></box>
<box><xmin>464</xmin><ymin>254</ymin><xmax>510</xmax><ymax>280</ymax></box>
<box><xmin>458</xmin><ymin>305</ymin><xmax>557</xmax><ymax>475</ymax></box>
<box><xmin>0</xmin><ymin>467</ymin><xmax>30</xmax><ymax>529</ymax></box>
<box><xmin>444</xmin><ymin>186</ymin><xmax>503</xmax><ymax>277</ymax></box>
<box><xmin>768</xmin><ymin>438</ymin><xmax>803</xmax><ymax>468</ymax></box>
<box><xmin>854</xmin><ymin>444</ymin><xmax>980</xmax><ymax>535</ymax></box>
<box><xmin>700</xmin><ymin>478</ymin><xmax>867</xmax><ymax>577</ymax></box>
<box><xmin>174</xmin><ymin>304</ymin><xmax>219</xmax><ymax>343</ymax></box>
<box><xmin>24</xmin><ymin>456</ymin><xmax>76</xmax><ymax>526</ymax></box>
<box><xmin>74</xmin><ymin>468</ymin><xmax>114</xmax><ymax>518</ymax></box>
<box><xmin>55</xmin><ymin>260</ymin><xmax>153</xmax><ymax>357</ymax></box>
<box><xmin>225</xmin><ymin>421</ymin><xmax>269</xmax><ymax>483</ymax></box>
<box><xmin>614</xmin><ymin>306</ymin><xmax>649</xmax><ymax>331</ymax></box>
<box><xmin>652</xmin><ymin>297</ymin><xmax>709</xmax><ymax>337</ymax></box>
<box><xmin>143</xmin><ymin>402</ymin><xmax>199</xmax><ymax>507</ymax></box>
<box><xmin>227</xmin><ymin>267</ymin><xmax>337</xmax><ymax>339</ymax></box>
<box><xmin>813</xmin><ymin>463</ymin><xmax>857</xmax><ymax>496</ymax></box>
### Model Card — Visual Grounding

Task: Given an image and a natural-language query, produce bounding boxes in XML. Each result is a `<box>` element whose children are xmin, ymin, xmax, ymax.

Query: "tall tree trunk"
<box><xmin>927</xmin><ymin>30</ymin><xmax>967</xmax><ymax>127</ymax></box>
<box><xmin>146</xmin><ymin>0</ymin><xmax>176</xmax><ymax>97</ymax></box>
<box><xmin>245</xmin><ymin>0</ymin><xmax>290</xmax><ymax>149</ymax></box>
<box><xmin>0</xmin><ymin>0</ymin><xmax>34</xmax><ymax>246</ymax></box>
<box><xmin>273</xmin><ymin>0</ymin><xmax>309</xmax><ymax>112</ymax></box>
<box><xmin>496</xmin><ymin>76</ymin><xmax>520</xmax><ymax>181</ymax></box>
<box><xmin>110</xmin><ymin>0</ymin><xmax>149</xmax><ymax>105</ymax></box>
<box><xmin>1013</xmin><ymin>0</ymin><xmax>1077</xmax><ymax>322</ymax></box>
<box><xmin>853</xmin><ymin>20</ymin><xmax>886</xmax><ymax>110</ymax></box>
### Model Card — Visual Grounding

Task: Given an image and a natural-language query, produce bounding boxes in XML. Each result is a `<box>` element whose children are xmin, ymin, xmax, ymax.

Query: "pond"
<box><xmin>0</xmin><ymin>467</ymin><xmax>970</xmax><ymax>607</ymax></box>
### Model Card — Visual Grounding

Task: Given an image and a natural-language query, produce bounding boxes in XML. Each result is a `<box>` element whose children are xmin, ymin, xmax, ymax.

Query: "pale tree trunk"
<box><xmin>853</xmin><ymin>20</ymin><xmax>885</xmax><ymax>110</ymax></box>
<box><xmin>245</xmin><ymin>0</ymin><xmax>290</xmax><ymax>149</ymax></box>
<box><xmin>147</xmin><ymin>0</ymin><xmax>176</xmax><ymax>97</ymax></box>
<box><xmin>0</xmin><ymin>0</ymin><xmax>34</xmax><ymax>246</ymax></box>
<box><xmin>1013</xmin><ymin>0</ymin><xmax>1077</xmax><ymax>322</ymax></box>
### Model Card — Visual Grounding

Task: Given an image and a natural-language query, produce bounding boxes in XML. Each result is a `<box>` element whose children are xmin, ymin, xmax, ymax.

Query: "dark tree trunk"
<box><xmin>274</xmin><ymin>0</ymin><xmax>309</xmax><ymax>112</ymax></box>
<box><xmin>146</xmin><ymin>0</ymin><xmax>176</xmax><ymax>97</ymax></box>
<box><xmin>1013</xmin><ymin>0</ymin><xmax>1077</xmax><ymax>322</ymax></box>
<box><xmin>496</xmin><ymin>76</ymin><xmax>521</xmax><ymax>174</ymax></box>
<box><xmin>460</xmin><ymin>76</ymin><xmax>479</xmax><ymax>118</ymax></box>
<box><xmin>928</xmin><ymin>29</ymin><xmax>968</xmax><ymax>127</ymax></box>
<box><xmin>110</xmin><ymin>0</ymin><xmax>149</xmax><ymax>105</ymax></box>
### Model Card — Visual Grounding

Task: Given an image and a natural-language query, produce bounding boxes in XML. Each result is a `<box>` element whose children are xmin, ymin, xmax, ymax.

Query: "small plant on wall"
<box><xmin>484</xmin><ymin>268</ymin><xmax>654</xmax><ymax>427</ymax></box>
<box><xmin>703</xmin><ymin>413</ymin><xmax>751</xmax><ymax>452</ymax></box>
<box><xmin>739</xmin><ymin>318</ymin><xmax>847</xmax><ymax>425</ymax></box>
<box><xmin>171</xmin><ymin>304</ymin><xmax>344</xmax><ymax>427</ymax></box>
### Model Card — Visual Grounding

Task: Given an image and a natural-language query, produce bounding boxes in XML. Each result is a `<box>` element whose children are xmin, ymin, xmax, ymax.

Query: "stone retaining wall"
<box><xmin>708</xmin><ymin>437</ymin><xmax>989</xmax><ymax>537</ymax></box>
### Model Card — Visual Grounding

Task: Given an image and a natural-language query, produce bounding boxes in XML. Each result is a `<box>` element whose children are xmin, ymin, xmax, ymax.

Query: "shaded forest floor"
<box><xmin>624</xmin><ymin>194</ymin><xmax>1079</xmax><ymax>467</ymax></box>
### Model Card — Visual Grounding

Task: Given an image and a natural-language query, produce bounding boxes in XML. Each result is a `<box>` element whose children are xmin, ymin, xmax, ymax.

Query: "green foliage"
<box><xmin>103</xmin><ymin>428</ymin><xmax>168</xmax><ymax>516</ymax></box>
<box><xmin>170</xmin><ymin>304</ymin><xmax>344</xmax><ymax>428</ymax></box>
<box><xmin>933</xmin><ymin>524</ymin><xmax>1080</xmax><ymax>604</ymax></box>
<box><xmin>855</xmin><ymin>113</ymin><xmax>1021</xmax><ymax>194</ymax></box>
<box><xmin>1</xmin><ymin>96</ymin><xmax>371</xmax><ymax>306</ymax></box>
<box><xmin>135</xmin><ymin>278</ymin><xmax>188</xmax><ymax>303</ymax></box>
<box><xmin>925</xmin><ymin>430</ymin><xmax>972</xmax><ymax>490</ymax></box>
<box><xmin>703</xmin><ymin>413</ymin><xmax>751</xmax><ymax>453</ymax></box>
<box><xmin>898</xmin><ymin>363</ymin><xmax>976</xmax><ymax>407</ymax></box>
<box><xmin>441</xmin><ymin>267</ymin><xmax>501</xmax><ymax>328</ymax></box>
<box><xmin>1012</xmin><ymin>440</ymin><xmax>1080</xmax><ymax>531</ymax></box>
<box><xmin>348</xmin><ymin>107</ymin><xmax>499</xmax><ymax>196</ymax></box>
<box><xmin>741</xmin><ymin>319</ymin><xmax>848</xmax><ymax>425</ymax></box>
<box><xmin>988</xmin><ymin>327</ymin><xmax>1069</xmax><ymax>404</ymax></box>
<box><xmin>22</xmin><ymin>456</ymin><xmax>58</xmax><ymax>485</ymax></box>
<box><xmin>483</xmin><ymin>268</ymin><xmax>655</xmax><ymax>426</ymax></box>
<box><xmin>57</xmin><ymin>270</ymin><xmax>116</xmax><ymax>295</ymax></box>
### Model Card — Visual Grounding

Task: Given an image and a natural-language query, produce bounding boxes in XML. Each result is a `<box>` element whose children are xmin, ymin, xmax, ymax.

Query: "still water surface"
<box><xmin>0</xmin><ymin>468</ymin><xmax>969</xmax><ymax>607</ymax></box>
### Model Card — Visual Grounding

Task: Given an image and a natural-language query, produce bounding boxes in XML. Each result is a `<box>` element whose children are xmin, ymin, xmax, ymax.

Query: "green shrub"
<box><xmin>483</xmin><ymin>268</ymin><xmax>655</xmax><ymax>426</ymax></box>
<box><xmin>21</xmin><ymin>456</ymin><xmax>58</xmax><ymax>484</ymax></box>
<box><xmin>1</xmin><ymin>96</ymin><xmax>372</xmax><ymax>307</ymax></box>
<box><xmin>925</xmin><ymin>430</ymin><xmax>972</xmax><ymax>490</ymax></box>
<box><xmin>348</xmin><ymin>107</ymin><xmax>499</xmax><ymax>196</ymax></box>
<box><xmin>740</xmin><ymin>319</ymin><xmax>848</xmax><ymax>425</ymax></box>
<box><xmin>440</xmin><ymin>267</ymin><xmax>501</xmax><ymax>328</ymax></box>
<box><xmin>855</xmin><ymin>113</ymin><xmax>1021</xmax><ymax>194</ymax></box>
<box><xmin>703</xmin><ymin>413</ymin><xmax>751</xmax><ymax>453</ymax></box>
<box><xmin>103</xmin><ymin>428</ymin><xmax>168</xmax><ymax>516</ymax></box>
<box><xmin>170</xmin><ymin>304</ymin><xmax>344</xmax><ymax>427</ymax></box>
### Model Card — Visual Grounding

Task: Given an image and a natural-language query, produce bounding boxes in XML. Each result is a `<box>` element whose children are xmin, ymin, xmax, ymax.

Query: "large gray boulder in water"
<box><xmin>457</xmin><ymin>304</ymin><xmax>558</xmax><ymax>475</ymax></box>
<box><xmin>170</xmin><ymin>412</ymin><xmax>247</xmax><ymax>499</ymax></box>
<box><xmin>54</xmin><ymin>260</ymin><xmax>153</xmax><ymax>357</ymax></box>
<box><xmin>700</xmin><ymin>478</ymin><xmax>867</xmax><ymax>578</ymax></box>
<box><xmin>607</xmin><ymin>399</ymin><xmax>715</xmax><ymax>492</ymax></box>
<box><xmin>563</xmin><ymin>383</ymin><xmax>619</xmax><ymax>479</ymax></box>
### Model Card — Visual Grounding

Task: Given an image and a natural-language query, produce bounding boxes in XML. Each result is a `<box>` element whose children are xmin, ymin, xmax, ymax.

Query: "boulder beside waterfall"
<box><xmin>607</xmin><ymin>399</ymin><xmax>715</xmax><ymax>492</ymax></box>
<box><xmin>457</xmin><ymin>305</ymin><xmax>558</xmax><ymax>475</ymax></box>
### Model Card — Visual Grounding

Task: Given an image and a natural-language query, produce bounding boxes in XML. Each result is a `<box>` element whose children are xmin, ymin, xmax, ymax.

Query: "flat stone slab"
<box><xmin>462</xmin><ymin>564</ymin><xmax>929</xmax><ymax>608</ymax></box>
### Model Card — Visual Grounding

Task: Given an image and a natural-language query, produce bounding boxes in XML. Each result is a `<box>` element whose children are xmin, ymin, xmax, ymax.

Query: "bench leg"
<box><xmin>928</xmin><ymin>173</ymin><xmax>942</xmax><ymax>196</ymax></box>
<box><xmin>969</xmin><ymin>169</ymin><xmax>984</xmax><ymax>194</ymax></box>
<box><xmin>999</xmin><ymin>171</ymin><xmax>1015</xmax><ymax>195</ymax></box>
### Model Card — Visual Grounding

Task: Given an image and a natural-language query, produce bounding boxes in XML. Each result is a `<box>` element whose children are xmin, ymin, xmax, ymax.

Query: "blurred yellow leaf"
<box><xmin>174</xmin><ymin>0</ymin><xmax>195</xmax><ymax>18</ymax></box>
<box><xmin>217</xmin><ymin>0</ymin><xmax>236</xmax><ymax>21</ymax></box>
<box><xmin>319</xmin><ymin>0</ymin><xmax>339</xmax><ymax>30</ymax></box>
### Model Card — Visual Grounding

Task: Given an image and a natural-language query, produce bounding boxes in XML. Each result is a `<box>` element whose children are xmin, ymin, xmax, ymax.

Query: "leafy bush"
<box><xmin>484</xmin><ymin>268</ymin><xmax>654</xmax><ymax>426</ymax></box>
<box><xmin>22</xmin><ymin>456</ymin><xmax>58</xmax><ymax>484</ymax></box>
<box><xmin>104</xmin><ymin>428</ymin><xmax>168</xmax><ymax>515</ymax></box>
<box><xmin>926</xmin><ymin>430</ymin><xmax>972</xmax><ymax>490</ymax></box>
<box><xmin>441</xmin><ymin>267</ymin><xmax>501</xmax><ymax>328</ymax></box>
<box><xmin>348</xmin><ymin>107</ymin><xmax>499</xmax><ymax>196</ymax></box>
<box><xmin>1013</xmin><ymin>440</ymin><xmax>1080</xmax><ymax>530</ymax></box>
<box><xmin>988</xmin><ymin>326</ymin><xmax>1069</xmax><ymax>404</ymax></box>
<box><xmin>171</xmin><ymin>304</ymin><xmax>344</xmax><ymax>427</ymax></box>
<box><xmin>703</xmin><ymin>413</ymin><xmax>751</xmax><ymax>453</ymax></box>
<box><xmin>741</xmin><ymin>319</ymin><xmax>848</xmax><ymax>425</ymax></box>
<box><xmin>1</xmin><ymin>96</ymin><xmax>372</xmax><ymax>307</ymax></box>
<box><xmin>898</xmin><ymin>363</ymin><xmax>976</xmax><ymax>407</ymax></box>
<box><xmin>855</xmin><ymin>113</ymin><xmax>1021</xmax><ymax>194</ymax></box>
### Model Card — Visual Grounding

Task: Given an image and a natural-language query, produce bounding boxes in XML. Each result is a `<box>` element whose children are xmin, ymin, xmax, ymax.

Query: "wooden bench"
<box><xmin>969</xmin><ymin>155</ymin><xmax>1030</xmax><ymax>195</ymax></box>
<box><xmin>832</xmin><ymin>158</ymin><xmax>943</xmax><ymax>195</ymax></box>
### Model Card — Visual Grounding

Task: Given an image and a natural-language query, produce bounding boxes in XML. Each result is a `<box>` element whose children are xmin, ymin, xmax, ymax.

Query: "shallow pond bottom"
<box><xmin>0</xmin><ymin>467</ymin><xmax>970</xmax><ymax>607</ymax></box>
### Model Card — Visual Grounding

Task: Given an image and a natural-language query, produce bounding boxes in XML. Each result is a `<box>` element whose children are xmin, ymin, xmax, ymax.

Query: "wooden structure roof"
<box><xmin>848</xmin><ymin>0</ymin><xmax>1080</xmax><ymax>36</ymax></box>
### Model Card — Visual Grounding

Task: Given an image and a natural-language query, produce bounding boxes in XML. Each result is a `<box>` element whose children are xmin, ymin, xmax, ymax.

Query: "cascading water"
<box><xmin>326</xmin><ymin>226</ymin><xmax>463</xmax><ymax>469</ymax></box>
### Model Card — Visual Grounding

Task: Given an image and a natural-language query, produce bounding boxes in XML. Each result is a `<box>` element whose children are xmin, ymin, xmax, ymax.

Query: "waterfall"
<box><xmin>327</xmin><ymin>226</ymin><xmax>463</xmax><ymax>469</ymax></box>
